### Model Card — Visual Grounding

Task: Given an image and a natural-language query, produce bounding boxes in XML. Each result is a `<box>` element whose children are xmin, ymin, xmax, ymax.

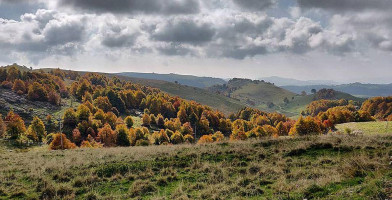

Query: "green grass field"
<box><xmin>336</xmin><ymin>121</ymin><xmax>392</xmax><ymax>135</ymax></box>
<box><xmin>0</xmin><ymin>134</ymin><xmax>391</xmax><ymax>199</ymax></box>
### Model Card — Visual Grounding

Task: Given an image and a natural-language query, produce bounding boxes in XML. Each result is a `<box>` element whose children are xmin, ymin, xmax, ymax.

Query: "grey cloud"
<box><xmin>102</xmin><ymin>33</ymin><xmax>138</xmax><ymax>48</ymax></box>
<box><xmin>297</xmin><ymin>0</ymin><xmax>392</xmax><ymax>12</ymax></box>
<box><xmin>43</xmin><ymin>18</ymin><xmax>86</xmax><ymax>46</ymax></box>
<box><xmin>100</xmin><ymin>18</ymin><xmax>142</xmax><ymax>48</ymax></box>
<box><xmin>152</xmin><ymin>19</ymin><xmax>215</xmax><ymax>44</ymax></box>
<box><xmin>57</xmin><ymin>0</ymin><xmax>200</xmax><ymax>15</ymax></box>
<box><xmin>0</xmin><ymin>10</ymin><xmax>87</xmax><ymax>63</ymax></box>
<box><xmin>221</xmin><ymin>45</ymin><xmax>268</xmax><ymax>59</ymax></box>
<box><xmin>157</xmin><ymin>44</ymin><xmax>195</xmax><ymax>56</ymax></box>
<box><xmin>232</xmin><ymin>0</ymin><xmax>275</xmax><ymax>11</ymax></box>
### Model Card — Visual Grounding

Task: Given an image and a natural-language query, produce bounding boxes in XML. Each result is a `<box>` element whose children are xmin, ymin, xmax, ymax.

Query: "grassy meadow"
<box><xmin>336</xmin><ymin>121</ymin><xmax>392</xmax><ymax>135</ymax></box>
<box><xmin>1</xmin><ymin>134</ymin><xmax>391</xmax><ymax>199</ymax></box>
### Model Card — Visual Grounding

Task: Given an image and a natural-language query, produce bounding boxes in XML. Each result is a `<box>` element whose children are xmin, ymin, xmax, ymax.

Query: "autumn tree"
<box><xmin>289</xmin><ymin>117</ymin><xmax>321</xmax><ymax>136</ymax></box>
<box><xmin>26</xmin><ymin>116</ymin><xmax>46</xmax><ymax>142</ymax></box>
<box><xmin>47</xmin><ymin>90</ymin><xmax>61</xmax><ymax>105</ymax></box>
<box><xmin>75</xmin><ymin>79</ymin><xmax>92</xmax><ymax>100</ymax></box>
<box><xmin>276</xmin><ymin>122</ymin><xmax>288</xmax><ymax>136</ymax></box>
<box><xmin>0</xmin><ymin>114</ymin><xmax>6</xmax><ymax>138</ymax></box>
<box><xmin>156</xmin><ymin>114</ymin><xmax>165</xmax><ymax>128</ymax></box>
<box><xmin>181</xmin><ymin>122</ymin><xmax>193</xmax><ymax>135</ymax></box>
<box><xmin>198</xmin><ymin>135</ymin><xmax>214</xmax><ymax>144</ymax></box>
<box><xmin>12</xmin><ymin>79</ymin><xmax>26</xmax><ymax>94</ymax></box>
<box><xmin>7</xmin><ymin>66</ymin><xmax>21</xmax><ymax>81</ymax></box>
<box><xmin>77</xmin><ymin>104</ymin><xmax>91</xmax><ymax>122</ymax></box>
<box><xmin>212</xmin><ymin>131</ymin><xmax>224</xmax><ymax>142</ymax></box>
<box><xmin>28</xmin><ymin>82</ymin><xmax>48</xmax><ymax>102</ymax></box>
<box><xmin>97</xmin><ymin>124</ymin><xmax>116</xmax><ymax>147</ymax></box>
<box><xmin>49</xmin><ymin>133</ymin><xmax>77</xmax><ymax>150</ymax></box>
<box><xmin>142</xmin><ymin>113</ymin><xmax>151</xmax><ymax>127</ymax></box>
<box><xmin>5</xmin><ymin>111</ymin><xmax>26</xmax><ymax>140</ymax></box>
<box><xmin>93</xmin><ymin>96</ymin><xmax>112</xmax><ymax>112</ymax></box>
<box><xmin>72</xmin><ymin>129</ymin><xmax>82</xmax><ymax>146</ymax></box>
<box><xmin>170</xmin><ymin>131</ymin><xmax>184</xmax><ymax>144</ymax></box>
<box><xmin>177</xmin><ymin>108</ymin><xmax>188</xmax><ymax>124</ymax></box>
<box><xmin>151</xmin><ymin>129</ymin><xmax>169</xmax><ymax>145</ymax></box>
<box><xmin>104</xmin><ymin>112</ymin><xmax>117</xmax><ymax>129</ymax></box>
<box><xmin>184</xmin><ymin>134</ymin><xmax>195</xmax><ymax>143</ymax></box>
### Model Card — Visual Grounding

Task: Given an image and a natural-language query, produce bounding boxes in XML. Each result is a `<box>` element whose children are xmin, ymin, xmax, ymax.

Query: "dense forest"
<box><xmin>0</xmin><ymin>66</ymin><xmax>388</xmax><ymax>149</ymax></box>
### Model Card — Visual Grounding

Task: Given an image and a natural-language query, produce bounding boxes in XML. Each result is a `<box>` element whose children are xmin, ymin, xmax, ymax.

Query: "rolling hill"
<box><xmin>118</xmin><ymin>72</ymin><xmax>226</xmax><ymax>88</ymax></box>
<box><xmin>209</xmin><ymin>78</ymin><xmax>297</xmax><ymax>112</ymax></box>
<box><xmin>104</xmin><ymin>74</ymin><xmax>246</xmax><ymax>115</ymax></box>
<box><xmin>208</xmin><ymin>79</ymin><xmax>363</xmax><ymax>118</ymax></box>
<box><xmin>283</xmin><ymin>82</ymin><xmax>392</xmax><ymax>97</ymax></box>
<box><xmin>281</xmin><ymin>89</ymin><xmax>364</xmax><ymax>118</ymax></box>
<box><xmin>260</xmin><ymin>76</ymin><xmax>339</xmax><ymax>86</ymax></box>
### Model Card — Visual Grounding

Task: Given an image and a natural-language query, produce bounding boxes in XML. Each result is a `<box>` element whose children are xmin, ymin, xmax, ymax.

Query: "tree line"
<box><xmin>0</xmin><ymin>66</ymin><xmax>389</xmax><ymax>149</ymax></box>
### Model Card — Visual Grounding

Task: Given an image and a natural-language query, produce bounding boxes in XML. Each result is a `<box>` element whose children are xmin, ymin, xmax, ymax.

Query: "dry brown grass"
<box><xmin>0</xmin><ymin>134</ymin><xmax>392</xmax><ymax>199</ymax></box>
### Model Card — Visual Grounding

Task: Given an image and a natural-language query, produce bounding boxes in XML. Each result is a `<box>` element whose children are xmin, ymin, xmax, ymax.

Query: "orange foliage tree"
<box><xmin>49</xmin><ymin>133</ymin><xmax>77</xmax><ymax>150</ymax></box>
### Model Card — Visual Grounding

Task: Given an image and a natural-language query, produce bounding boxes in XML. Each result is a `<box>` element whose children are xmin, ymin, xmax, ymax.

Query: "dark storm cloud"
<box><xmin>297</xmin><ymin>0</ymin><xmax>392</xmax><ymax>12</ymax></box>
<box><xmin>57</xmin><ymin>0</ymin><xmax>200</xmax><ymax>15</ymax></box>
<box><xmin>152</xmin><ymin>19</ymin><xmax>215</xmax><ymax>44</ymax></box>
<box><xmin>232</xmin><ymin>0</ymin><xmax>276</xmax><ymax>11</ymax></box>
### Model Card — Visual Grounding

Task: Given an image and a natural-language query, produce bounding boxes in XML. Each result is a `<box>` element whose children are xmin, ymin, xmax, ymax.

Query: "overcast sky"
<box><xmin>0</xmin><ymin>0</ymin><xmax>391</xmax><ymax>83</ymax></box>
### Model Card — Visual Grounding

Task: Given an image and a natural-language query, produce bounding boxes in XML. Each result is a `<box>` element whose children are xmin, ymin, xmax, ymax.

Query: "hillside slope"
<box><xmin>108</xmin><ymin>74</ymin><xmax>245</xmax><ymax>115</ymax></box>
<box><xmin>260</xmin><ymin>76</ymin><xmax>338</xmax><ymax>86</ymax></box>
<box><xmin>208</xmin><ymin>79</ymin><xmax>364</xmax><ymax>118</ymax></box>
<box><xmin>0</xmin><ymin>88</ymin><xmax>77</xmax><ymax>122</ymax></box>
<box><xmin>37</xmin><ymin>69</ymin><xmax>246</xmax><ymax>115</ymax></box>
<box><xmin>281</xmin><ymin>90</ymin><xmax>364</xmax><ymax>118</ymax></box>
<box><xmin>283</xmin><ymin>82</ymin><xmax>392</xmax><ymax>97</ymax></box>
<box><xmin>209</xmin><ymin>78</ymin><xmax>297</xmax><ymax>111</ymax></box>
<box><xmin>118</xmin><ymin>72</ymin><xmax>226</xmax><ymax>88</ymax></box>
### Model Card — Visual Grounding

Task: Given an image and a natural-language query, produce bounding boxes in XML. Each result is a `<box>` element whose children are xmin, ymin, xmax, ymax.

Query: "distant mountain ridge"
<box><xmin>283</xmin><ymin>83</ymin><xmax>392</xmax><ymax>97</ymax></box>
<box><xmin>260</xmin><ymin>76</ymin><xmax>339</xmax><ymax>86</ymax></box>
<box><xmin>118</xmin><ymin>72</ymin><xmax>226</xmax><ymax>88</ymax></box>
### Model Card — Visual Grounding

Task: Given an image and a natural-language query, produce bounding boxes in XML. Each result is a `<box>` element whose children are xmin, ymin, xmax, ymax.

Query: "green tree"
<box><xmin>63</xmin><ymin>108</ymin><xmax>78</xmax><ymax>136</ymax></box>
<box><xmin>124</xmin><ymin>116</ymin><xmax>134</xmax><ymax>128</ymax></box>
<box><xmin>116</xmin><ymin>124</ymin><xmax>130</xmax><ymax>146</ymax></box>
<box><xmin>107</xmin><ymin>89</ymin><xmax>126</xmax><ymax>114</ymax></box>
